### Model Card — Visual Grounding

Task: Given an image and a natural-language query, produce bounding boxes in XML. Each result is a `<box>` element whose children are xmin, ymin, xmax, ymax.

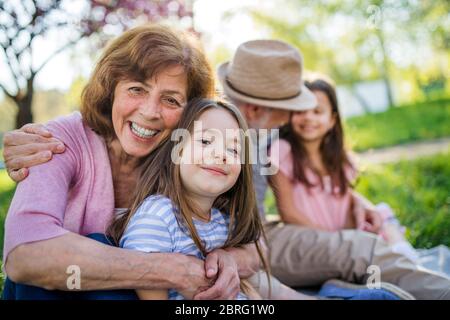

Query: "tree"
<box><xmin>247</xmin><ymin>0</ymin><xmax>448</xmax><ymax>111</ymax></box>
<box><xmin>0</xmin><ymin>0</ymin><xmax>193</xmax><ymax>128</ymax></box>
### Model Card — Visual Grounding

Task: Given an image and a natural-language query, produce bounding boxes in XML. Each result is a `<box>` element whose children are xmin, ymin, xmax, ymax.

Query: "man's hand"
<box><xmin>193</xmin><ymin>249</ymin><xmax>240</xmax><ymax>300</ymax></box>
<box><xmin>3</xmin><ymin>123</ymin><xmax>65</xmax><ymax>182</ymax></box>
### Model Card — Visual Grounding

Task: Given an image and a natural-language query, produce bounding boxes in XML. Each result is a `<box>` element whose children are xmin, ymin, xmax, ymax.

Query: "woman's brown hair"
<box><xmin>279</xmin><ymin>78</ymin><xmax>355</xmax><ymax>195</ymax></box>
<box><xmin>81</xmin><ymin>23</ymin><xmax>215</xmax><ymax>138</ymax></box>
<box><xmin>109</xmin><ymin>98</ymin><xmax>270</xmax><ymax>297</ymax></box>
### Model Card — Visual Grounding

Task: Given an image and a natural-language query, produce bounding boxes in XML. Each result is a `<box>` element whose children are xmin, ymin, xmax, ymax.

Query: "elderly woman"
<box><xmin>2</xmin><ymin>24</ymin><xmax>259</xmax><ymax>300</ymax></box>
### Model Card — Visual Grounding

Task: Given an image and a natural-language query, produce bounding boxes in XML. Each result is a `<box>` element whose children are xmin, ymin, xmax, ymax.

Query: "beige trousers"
<box><xmin>264</xmin><ymin>222</ymin><xmax>450</xmax><ymax>300</ymax></box>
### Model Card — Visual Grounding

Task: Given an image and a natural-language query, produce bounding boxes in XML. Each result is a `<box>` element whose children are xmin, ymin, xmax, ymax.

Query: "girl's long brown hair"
<box><xmin>108</xmin><ymin>98</ymin><xmax>270</xmax><ymax>297</ymax></box>
<box><xmin>279</xmin><ymin>78</ymin><xmax>355</xmax><ymax>195</ymax></box>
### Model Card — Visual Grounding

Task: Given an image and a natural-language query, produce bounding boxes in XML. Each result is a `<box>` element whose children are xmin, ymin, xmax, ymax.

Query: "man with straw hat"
<box><xmin>217</xmin><ymin>39</ymin><xmax>450</xmax><ymax>300</ymax></box>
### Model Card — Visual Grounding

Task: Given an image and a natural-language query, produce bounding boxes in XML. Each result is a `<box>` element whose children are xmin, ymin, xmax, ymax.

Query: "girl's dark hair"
<box><xmin>279</xmin><ymin>78</ymin><xmax>354</xmax><ymax>195</ymax></box>
<box><xmin>108</xmin><ymin>98</ymin><xmax>270</xmax><ymax>297</ymax></box>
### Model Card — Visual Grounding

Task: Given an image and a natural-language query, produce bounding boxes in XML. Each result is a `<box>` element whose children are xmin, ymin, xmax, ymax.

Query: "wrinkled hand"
<box><xmin>193</xmin><ymin>249</ymin><xmax>240</xmax><ymax>300</ymax></box>
<box><xmin>2</xmin><ymin>123</ymin><xmax>65</xmax><ymax>182</ymax></box>
<box><xmin>176</xmin><ymin>255</ymin><xmax>213</xmax><ymax>299</ymax></box>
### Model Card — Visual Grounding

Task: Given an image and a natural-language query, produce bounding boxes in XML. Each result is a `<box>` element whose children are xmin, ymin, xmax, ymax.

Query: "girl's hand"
<box><xmin>3</xmin><ymin>123</ymin><xmax>65</xmax><ymax>182</ymax></box>
<box><xmin>194</xmin><ymin>249</ymin><xmax>240</xmax><ymax>300</ymax></box>
<box><xmin>352</xmin><ymin>198</ymin><xmax>382</xmax><ymax>233</ymax></box>
<box><xmin>362</xmin><ymin>208</ymin><xmax>383</xmax><ymax>234</ymax></box>
<box><xmin>351</xmin><ymin>192</ymin><xmax>382</xmax><ymax>233</ymax></box>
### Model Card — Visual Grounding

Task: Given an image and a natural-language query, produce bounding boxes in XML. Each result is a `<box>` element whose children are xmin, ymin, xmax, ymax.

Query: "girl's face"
<box><xmin>111</xmin><ymin>65</ymin><xmax>187</xmax><ymax>158</ymax></box>
<box><xmin>179</xmin><ymin>108</ymin><xmax>242</xmax><ymax>199</ymax></box>
<box><xmin>291</xmin><ymin>90</ymin><xmax>336</xmax><ymax>143</ymax></box>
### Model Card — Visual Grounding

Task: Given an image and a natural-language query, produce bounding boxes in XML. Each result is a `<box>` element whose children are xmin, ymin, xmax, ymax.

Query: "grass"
<box><xmin>265</xmin><ymin>151</ymin><xmax>450</xmax><ymax>249</ymax></box>
<box><xmin>354</xmin><ymin>151</ymin><xmax>450</xmax><ymax>249</ymax></box>
<box><xmin>344</xmin><ymin>99</ymin><xmax>450</xmax><ymax>152</ymax></box>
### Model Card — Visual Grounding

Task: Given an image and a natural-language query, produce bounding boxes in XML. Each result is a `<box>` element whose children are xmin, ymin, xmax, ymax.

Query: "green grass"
<box><xmin>344</xmin><ymin>99</ymin><xmax>450</xmax><ymax>152</ymax></box>
<box><xmin>0</xmin><ymin>169</ymin><xmax>15</xmax><ymax>296</ymax></box>
<box><xmin>354</xmin><ymin>151</ymin><xmax>450</xmax><ymax>248</ymax></box>
<box><xmin>265</xmin><ymin>151</ymin><xmax>450</xmax><ymax>249</ymax></box>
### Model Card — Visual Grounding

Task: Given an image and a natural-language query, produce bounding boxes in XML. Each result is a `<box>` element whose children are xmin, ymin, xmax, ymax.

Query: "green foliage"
<box><xmin>344</xmin><ymin>99</ymin><xmax>450</xmax><ymax>151</ymax></box>
<box><xmin>265</xmin><ymin>152</ymin><xmax>450</xmax><ymax>249</ymax></box>
<box><xmin>249</xmin><ymin>0</ymin><xmax>450</xmax><ymax>103</ymax></box>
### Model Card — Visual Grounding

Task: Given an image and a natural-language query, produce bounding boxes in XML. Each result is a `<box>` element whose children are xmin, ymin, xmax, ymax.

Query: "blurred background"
<box><xmin>0</xmin><ymin>0</ymin><xmax>449</xmax><ymax>286</ymax></box>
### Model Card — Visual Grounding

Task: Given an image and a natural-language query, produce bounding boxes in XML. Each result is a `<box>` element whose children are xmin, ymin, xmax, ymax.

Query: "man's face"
<box><xmin>241</xmin><ymin>105</ymin><xmax>290</xmax><ymax>130</ymax></box>
<box><xmin>263</xmin><ymin>108</ymin><xmax>290</xmax><ymax>129</ymax></box>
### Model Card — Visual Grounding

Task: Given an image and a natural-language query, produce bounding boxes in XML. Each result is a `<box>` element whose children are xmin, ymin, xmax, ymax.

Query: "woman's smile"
<box><xmin>129</xmin><ymin>121</ymin><xmax>161</xmax><ymax>140</ymax></box>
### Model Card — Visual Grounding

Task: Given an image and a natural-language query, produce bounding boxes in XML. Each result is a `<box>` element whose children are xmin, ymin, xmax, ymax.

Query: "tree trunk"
<box><xmin>375</xmin><ymin>26</ymin><xmax>395</xmax><ymax>109</ymax></box>
<box><xmin>350</xmin><ymin>85</ymin><xmax>372</xmax><ymax>114</ymax></box>
<box><xmin>15</xmin><ymin>93</ymin><xmax>34</xmax><ymax>129</ymax></box>
<box><xmin>382</xmin><ymin>75</ymin><xmax>394</xmax><ymax>109</ymax></box>
<box><xmin>15</xmin><ymin>77</ymin><xmax>35</xmax><ymax>128</ymax></box>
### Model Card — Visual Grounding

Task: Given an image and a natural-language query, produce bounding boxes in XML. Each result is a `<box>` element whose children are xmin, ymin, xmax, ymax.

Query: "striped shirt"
<box><xmin>120</xmin><ymin>194</ymin><xmax>247</xmax><ymax>300</ymax></box>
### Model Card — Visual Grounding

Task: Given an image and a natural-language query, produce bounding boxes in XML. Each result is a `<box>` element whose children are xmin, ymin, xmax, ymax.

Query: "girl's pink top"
<box><xmin>269</xmin><ymin>138</ymin><xmax>355</xmax><ymax>231</ymax></box>
<box><xmin>3</xmin><ymin>112</ymin><xmax>115</xmax><ymax>263</ymax></box>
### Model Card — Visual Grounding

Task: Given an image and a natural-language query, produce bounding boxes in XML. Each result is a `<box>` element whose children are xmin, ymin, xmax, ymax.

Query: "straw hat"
<box><xmin>217</xmin><ymin>39</ymin><xmax>317</xmax><ymax>111</ymax></box>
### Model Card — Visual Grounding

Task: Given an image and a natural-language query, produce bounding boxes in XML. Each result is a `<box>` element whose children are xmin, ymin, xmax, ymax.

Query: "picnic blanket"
<box><xmin>417</xmin><ymin>245</ymin><xmax>450</xmax><ymax>278</ymax></box>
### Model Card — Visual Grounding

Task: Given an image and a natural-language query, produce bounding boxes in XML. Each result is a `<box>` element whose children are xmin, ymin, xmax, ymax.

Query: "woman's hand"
<box><xmin>193</xmin><ymin>249</ymin><xmax>240</xmax><ymax>300</ymax></box>
<box><xmin>2</xmin><ymin>123</ymin><xmax>65</xmax><ymax>182</ymax></box>
<box><xmin>173</xmin><ymin>254</ymin><xmax>214</xmax><ymax>299</ymax></box>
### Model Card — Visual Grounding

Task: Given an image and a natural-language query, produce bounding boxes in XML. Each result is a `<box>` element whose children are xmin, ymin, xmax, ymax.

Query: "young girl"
<box><xmin>108</xmin><ymin>98</ymin><xmax>269</xmax><ymax>300</ymax></box>
<box><xmin>269</xmin><ymin>78</ymin><xmax>418</xmax><ymax>263</ymax></box>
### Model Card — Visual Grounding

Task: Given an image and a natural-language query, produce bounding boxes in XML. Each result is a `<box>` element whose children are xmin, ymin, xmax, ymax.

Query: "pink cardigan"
<box><xmin>3</xmin><ymin>112</ymin><xmax>115</xmax><ymax>263</ymax></box>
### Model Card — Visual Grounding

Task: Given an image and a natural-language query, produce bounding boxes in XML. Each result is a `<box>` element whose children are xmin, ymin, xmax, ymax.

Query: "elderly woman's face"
<box><xmin>111</xmin><ymin>65</ymin><xmax>187</xmax><ymax>158</ymax></box>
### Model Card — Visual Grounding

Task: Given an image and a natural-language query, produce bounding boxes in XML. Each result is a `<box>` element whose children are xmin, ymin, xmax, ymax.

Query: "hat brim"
<box><xmin>217</xmin><ymin>62</ymin><xmax>317</xmax><ymax>111</ymax></box>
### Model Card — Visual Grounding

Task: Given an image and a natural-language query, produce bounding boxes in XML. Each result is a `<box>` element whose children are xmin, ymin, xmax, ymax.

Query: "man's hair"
<box><xmin>81</xmin><ymin>23</ymin><xmax>215</xmax><ymax>138</ymax></box>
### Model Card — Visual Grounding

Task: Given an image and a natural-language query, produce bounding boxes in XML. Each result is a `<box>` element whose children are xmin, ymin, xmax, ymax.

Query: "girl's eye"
<box><xmin>227</xmin><ymin>148</ymin><xmax>239</xmax><ymax>156</ymax></box>
<box><xmin>200</xmin><ymin>139</ymin><xmax>211</xmax><ymax>145</ymax></box>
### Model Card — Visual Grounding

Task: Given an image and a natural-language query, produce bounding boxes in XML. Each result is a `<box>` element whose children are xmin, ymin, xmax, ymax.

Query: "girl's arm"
<box><xmin>269</xmin><ymin>170</ymin><xmax>325</xmax><ymax>229</ymax></box>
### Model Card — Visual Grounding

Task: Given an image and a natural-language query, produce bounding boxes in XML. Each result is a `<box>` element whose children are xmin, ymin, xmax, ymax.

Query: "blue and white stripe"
<box><xmin>120</xmin><ymin>194</ymin><xmax>247</xmax><ymax>300</ymax></box>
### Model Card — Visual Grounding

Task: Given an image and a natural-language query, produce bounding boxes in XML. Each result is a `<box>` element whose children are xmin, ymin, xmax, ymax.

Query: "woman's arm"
<box><xmin>6</xmin><ymin>232</ymin><xmax>209</xmax><ymax>293</ymax></box>
<box><xmin>269</xmin><ymin>171</ymin><xmax>325</xmax><ymax>229</ymax></box>
<box><xmin>137</xmin><ymin>289</ymin><xmax>168</xmax><ymax>300</ymax></box>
